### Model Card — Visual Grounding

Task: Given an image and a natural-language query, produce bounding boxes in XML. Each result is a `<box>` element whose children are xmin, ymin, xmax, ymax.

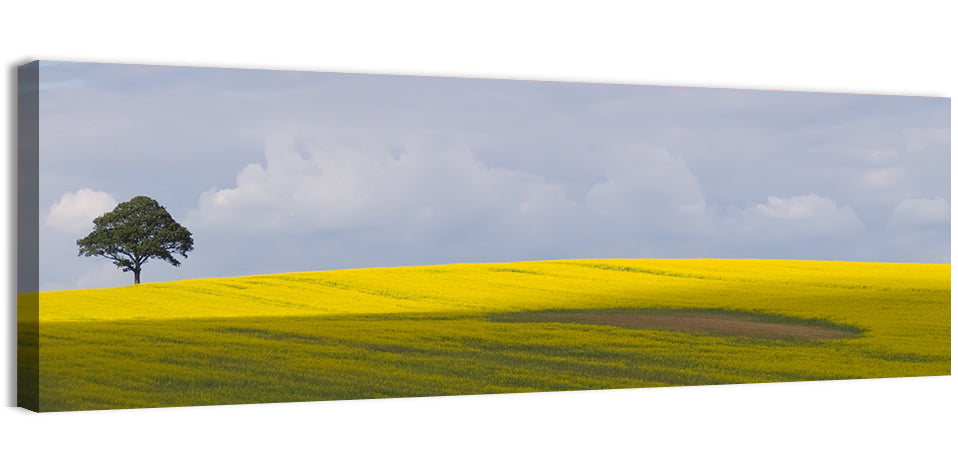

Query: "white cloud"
<box><xmin>889</xmin><ymin>197</ymin><xmax>949</xmax><ymax>226</ymax></box>
<box><xmin>75</xmin><ymin>263</ymin><xmax>131</xmax><ymax>289</ymax></box>
<box><xmin>728</xmin><ymin>194</ymin><xmax>863</xmax><ymax>239</ymax></box>
<box><xmin>585</xmin><ymin>148</ymin><xmax>708</xmax><ymax>234</ymax></box>
<box><xmin>903</xmin><ymin>128</ymin><xmax>949</xmax><ymax>153</ymax></box>
<box><xmin>184</xmin><ymin>129</ymin><xmax>945</xmax><ymax>270</ymax></box>
<box><xmin>862</xmin><ymin>147</ymin><xmax>899</xmax><ymax>163</ymax></box>
<box><xmin>861</xmin><ymin>167</ymin><xmax>904</xmax><ymax>189</ymax></box>
<box><xmin>45</xmin><ymin>189</ymin><xmax>117</xmax><ymax>234</ymax></box>
<box><xmin>188</xmin><ymin>135</ymin><xmax>578</xmax><ymax>241</ymax></box>
<box><xmin>188</xmin><ymin>137</ymin><xmax>731</xmax><ymax>266</ymax></box>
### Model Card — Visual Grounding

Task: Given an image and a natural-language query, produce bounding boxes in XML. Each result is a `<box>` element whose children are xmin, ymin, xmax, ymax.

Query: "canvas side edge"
<box><xmin>17</xmin><ymin>61</ymin><xmax>40</xmax><ymax>412</ymax></box>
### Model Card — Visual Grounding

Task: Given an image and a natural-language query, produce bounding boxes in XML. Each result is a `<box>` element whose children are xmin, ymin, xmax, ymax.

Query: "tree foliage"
<box><xmin>77</xmin><ymin>196</ymin><xmax>194</xmax><ymax>284</ymax></box>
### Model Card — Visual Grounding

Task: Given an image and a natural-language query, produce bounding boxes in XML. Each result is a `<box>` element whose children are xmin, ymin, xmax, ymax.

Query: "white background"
<box><xmin>2</xmin><ymin>1</ymin><xmax>954</xmax><ymax>469</ymax></box>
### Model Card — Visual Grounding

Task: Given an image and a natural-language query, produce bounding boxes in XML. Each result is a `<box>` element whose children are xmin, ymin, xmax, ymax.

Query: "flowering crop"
<box><xmin>25</xmin><ymin>258</ymin><xmax>950</xmax><ymax>411</ymax></box>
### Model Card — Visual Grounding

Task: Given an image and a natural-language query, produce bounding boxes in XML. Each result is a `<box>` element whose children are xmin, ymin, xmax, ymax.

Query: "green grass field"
<box><xmin>21</xmin><ymin>258</ymin><xmax>951</xmax><ymax>411</ymax></box>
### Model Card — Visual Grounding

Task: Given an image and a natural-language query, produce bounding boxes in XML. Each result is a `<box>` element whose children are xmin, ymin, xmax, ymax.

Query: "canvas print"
<box><xmin>17</xmin><ymin>61</ymin><xmax>950</xmax><ymax>412</ymax></box>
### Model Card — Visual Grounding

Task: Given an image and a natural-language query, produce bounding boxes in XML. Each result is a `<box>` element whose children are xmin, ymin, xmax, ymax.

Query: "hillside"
<box><xmin>21</xmin><ymin>258</ymin><xmax>951</xmax><ymax>411</ymax></box>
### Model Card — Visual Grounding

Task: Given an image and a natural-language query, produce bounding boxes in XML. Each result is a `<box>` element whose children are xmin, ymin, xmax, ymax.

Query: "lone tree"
<box><xmin>77</xmin><ymin>195</ymin><xmax>194</xmax><ymax>285</ymax></box>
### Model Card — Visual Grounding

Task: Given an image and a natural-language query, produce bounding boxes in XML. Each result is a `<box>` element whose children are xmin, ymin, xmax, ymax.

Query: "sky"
<box><xmin>35</xmin><ymin>61</ymin><xmax>951</xmax><ymax>291</ymax></box>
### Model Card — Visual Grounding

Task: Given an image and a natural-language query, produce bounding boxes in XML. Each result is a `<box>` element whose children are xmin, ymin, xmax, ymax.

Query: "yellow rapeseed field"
<box><xmin>22</xmin><ymin>258</ymin><xmax>951</xmax><ymax>411</ymax></box>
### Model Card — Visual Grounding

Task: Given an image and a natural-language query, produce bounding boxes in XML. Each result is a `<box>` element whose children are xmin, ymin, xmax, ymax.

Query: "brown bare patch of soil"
<box><xmin>493</xmin><ymin>310</ymin><xmax>859</xmax><ymax>341</ymax></box>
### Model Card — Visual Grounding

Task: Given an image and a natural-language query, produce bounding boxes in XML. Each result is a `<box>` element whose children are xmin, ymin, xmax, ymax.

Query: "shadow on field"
<box><xmin>489</xmin><ymin>308</ymin><xmax>862</xmax><ymax>341</ymax></box>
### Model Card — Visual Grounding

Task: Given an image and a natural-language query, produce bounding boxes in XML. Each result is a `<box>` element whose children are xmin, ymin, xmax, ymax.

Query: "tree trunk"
<box><xmin>133</xmin><ymin>268</ymin><xmax>141</xmax><ymax>285</ymax></box>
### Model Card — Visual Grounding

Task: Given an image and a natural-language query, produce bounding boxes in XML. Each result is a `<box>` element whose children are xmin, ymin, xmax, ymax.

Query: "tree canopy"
<box><xmin>77</xmin><ymin>195</ymin><xmax>194</xmax><ymax>285</ymax></box>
